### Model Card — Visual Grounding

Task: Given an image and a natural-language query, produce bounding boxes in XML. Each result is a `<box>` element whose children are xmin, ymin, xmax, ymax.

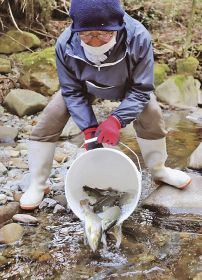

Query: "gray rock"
<box><xmin>18</xmin><ymin>173</ymin><xmax>31</xmax><ymax>192</ymax></box>
<box><xmin>0</xmin><ymin>162</ymin><xmax>7</xmax><ymax>175</ymax></box>
<box><xmin>0</xmin><ymin>126</ymin><xmax>18</xmax><ymax>144</ymax></box>
<box><xmin>0</xmin><ymin>202</ymin><xmax>20</xmax><ymax>224</ymax></box>
<box><xmin>53</xmin><ymin>204</ymin><xmax>66</xmax><ymax>214</ymax></box>
<box><xmin>12</xmin><ymin>214</ymin><xmax>39</xmax><ymax>225</ymax></box>
<box><xmin>188</xmin><ymin>142</ymin><xmax>202</xmax><ymax>170</ymax></box>
<box><xmin>0</xmin><ymin>57</ymin><xmax>11</xmax><ymax>73</ymax></box>
<box><xmin>39</xmin><ymin>198</ymin><xmax>57</xmax><ymax>209</ymax></box>
<box><xmin>156</xmin><ymin>75</ymin><xmax>200</xmax><ymax>107</ymax></box>
<box><xmin>4</xmin><ymin>89</ymin><xmax>48</xmax><ymax>117</ymax></box>
<box><xmin>0</xmin><ymin>223</ymin><xmax>24</xmax><ymax>244</ymax></box>
<box><xmin>186</xmin><ymin>108</ymin><xmax>202</xmax><ymax>126</ymax></box>
<box><xmin>141</xmin><ymin>175</ymin><xmax>202</xmax><ymax>215</ymax></box>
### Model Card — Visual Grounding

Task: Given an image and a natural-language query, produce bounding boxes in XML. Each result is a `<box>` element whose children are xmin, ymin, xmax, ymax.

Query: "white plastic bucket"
<box><xmin>65</xmin><ymin>147</ymin><xmax>142</xmax><ymax>224</ymax></box>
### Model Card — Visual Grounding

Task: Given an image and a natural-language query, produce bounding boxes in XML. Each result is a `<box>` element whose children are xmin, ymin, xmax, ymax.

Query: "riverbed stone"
<box><xmin>0</xmin><ymin>31</ymin><xmax>40</xmax><ymax>54</ymax></box>
<box><xmin>60</xmin><ymin>117</ymin><xmax>81</xmax><ymax>138</ymax></box>
<box><xmin>0</xmin><ymin>58</ymin><xmax>11</xmax><ymax>73</ymax></box>
<box><xmin>156</xmin><ymin>75</ymin><xmax>200</xmax><ymax>107</ymax></box>
<box><xmin>176</xmin><ymin>56</ymin><xmax>199</xmax><ymax>75</ymax></box>
<box><xmin>0</xmin><ymin>223</ymin><xmax>24</xmax><ymax>244</ymax></box>
<box><xmin>12</xmin><ymin>214</ymin><xmax>39</xmax><ymax>225</ymax></box>
<box><xmin>141</xmin><ymin>175</ymin><xmax>202</xmax><ymax>215</ymax></box>
<box><xmin>4</xmin><ymin>89</ymin><xmax>48</xmax><ymax>117</ymax></box>
<box><xmin>18</xmin><ymin>47</ymin><xmax>59</xmax><ymax>95</ymax></box>
<box><xmin>0</xmin><ymin>105</ymin><xmax>4</xmax><ymax>113</ymax></box>
<box><xmin>188</xmin><ymin>142</ymin><xmax>202</xmax><ymax>170</ymax></box>
<box><xmin>0</xmin><ymin>126</ymin><xmax>18</xmax><ymax>144</ymax></box>
<box><xmin>0</xmin><ymin>202</ymin><xmax>20</xmax><ymax>224</ymax></box>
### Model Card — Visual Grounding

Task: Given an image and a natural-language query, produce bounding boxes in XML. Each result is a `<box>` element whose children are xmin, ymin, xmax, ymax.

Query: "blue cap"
<box><xmin>69</xmin><ymin>0</ymin><xmax>125</xmax><ymax>32</ymax></box>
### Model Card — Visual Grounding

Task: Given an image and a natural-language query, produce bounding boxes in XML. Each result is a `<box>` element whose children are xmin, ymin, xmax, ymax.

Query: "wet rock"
<box><xmin>53</xmin><ymin>194</ymin><xmax>67</xmax><ymax>208</ymax></box>
<box><xmin>176</xmin><ymin>56</ymin><xmax>199</xmax><ymax>75</ymax></box>
<box><xmin>39</xmin><ymin>198</ymin><xmax>57</xmax><ymax>209</ymax></box>
<box><xmin>156</xmin><ymin>75</ymin><xmax>200</xmax><ymax>107</ymax></box>
<box><xmin>0</xmin><ymin>194</ymin><xmax>7</xmax><ymax>205</ymax></box>
<box><xmin>4</xmin><ymin>89</ymin><xmax>48</xmax><ymax>117</ymax></box>
<box><xmin>53</xmin><ymin>204</ymin><xmax>66</xmax><ymax>213</ymax></box>
<box><xmin>0</xmin><ymin>126</ymin><xmax>18</xmax><ymax>144</ymax></box>
<box><xmin>0</xmin><ymin>162</ymin><xmax>7</xmax><ymax>175</ymax></box>
<box><xmin>188</xmin><ymin>142</ymin><xmax>202</xmax><ymax>170</ymax></box>
<box><xmin>12</xmin><ymin>214</ymin><xmax>39</xmax><ymax>225</ymax></box>
<box><xmin>0</xmin><ymin>31</ymin><xmax>40</xmax><ymax>54</ymax></box>
<box><xmin>0</xmin><ymin>223</ymin><xmax>24</xmax><ymax>244</ymax></box>
<box><xmin>0</xmin><ymin>202</ymin><xmax>20</xmax><ymax>224</ymax></box>
<box><xmin>141</xmin><ymin>175</ymin><xmax>202</xmax><ymax>215</ymax></box>
<box><xmin>0</xmin><ymin>58</ymin><xmax>11</xmax><ymax>73</ymax></box>
<box><xmin>186</xmin><ymin>108</ymin><xmax>202</xmax><ymax>126</ymax></box>
<box><xmin>154</xmin><ymin>63</ymin><xmax>170</xmax><ymax>86</ymax></box>
<box><xmin>18</xmin><ymin>47</ymin><xmax>59</xmax><ymax>95</ymax></box>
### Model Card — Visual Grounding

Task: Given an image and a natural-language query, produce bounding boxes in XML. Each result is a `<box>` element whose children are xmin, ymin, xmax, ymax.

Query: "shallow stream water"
<box><xmin>0</xmin><ymin>110</ymin><xmax>202</xmax><ymax>280</ymax></box>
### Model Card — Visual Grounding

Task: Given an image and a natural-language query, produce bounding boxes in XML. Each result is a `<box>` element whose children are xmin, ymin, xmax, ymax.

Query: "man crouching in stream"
<box><xmin>20</xmin><ymin>0</ymin><xmax>191</xmax><ymax>210</ymax></box>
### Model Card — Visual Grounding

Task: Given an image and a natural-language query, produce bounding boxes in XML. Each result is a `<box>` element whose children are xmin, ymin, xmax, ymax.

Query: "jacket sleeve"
<box><xmin>111</xmin><ymin>31</ymin><xmax>154</xmax><ymax>127</ymax></box>
<box><xmin>55</xmin><ymin>42</ymin><xmax>98</xmax><ymax>131</ymax></box>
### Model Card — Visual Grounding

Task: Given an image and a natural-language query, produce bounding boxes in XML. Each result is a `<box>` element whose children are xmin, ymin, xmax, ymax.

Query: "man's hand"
<box><xmin>95</xmin><ymin>115</ymin><xmax>121</xmax><ymax>145</ymax></box>
<box><xmin>83</xmin><ymin>127</ymin><xmax>103</xmax><ymax>150</ymax></box>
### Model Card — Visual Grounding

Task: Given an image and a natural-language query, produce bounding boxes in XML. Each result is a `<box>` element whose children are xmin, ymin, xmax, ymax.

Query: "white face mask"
<box><xmin>80</xmin><ymin>32</ymin><xmax>117</xmax><ymax>65</ymax></box>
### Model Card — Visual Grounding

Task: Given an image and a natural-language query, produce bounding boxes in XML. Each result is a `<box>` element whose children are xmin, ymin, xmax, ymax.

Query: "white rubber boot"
<box><xmin>20</xmin><ymin>141</ymin><xmax>56</xmax><ymax>210</ymax></box>
<box><xmin>137</xmin><ymin>137</ymin><xmax>191</xmax><ymax>189</ymax></box>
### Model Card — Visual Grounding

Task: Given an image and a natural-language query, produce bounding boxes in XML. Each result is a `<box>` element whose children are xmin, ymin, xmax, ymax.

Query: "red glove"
<box><xmin>95</xmin><ymin>115</ymin><xmax>122</xmax><ymax>145</ymax></box>
<box><xmin>83</xmin><ymin>127</ymin><xmax>103</xmax><ymax>150</ymax></box>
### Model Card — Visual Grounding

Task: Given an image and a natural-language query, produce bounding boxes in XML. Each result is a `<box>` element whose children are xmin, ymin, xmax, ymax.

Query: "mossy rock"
<box><xmin>176</xmin><ymin>56</ymin><xmax>199</xmax><ymax>75</ymax></box>
<box><xmin>0</xmin><ymin>58</ymin><xmax>11</xmax><ymax>73</ymax></box>
<box><xmin>156</xmin><ymin>74</ymin><xmax>200</xmax><ymax>107</ymax></box>
<box><xmin>17</xmin><ymin>47</ymin><xmax>59</xmax><ymax>96</ymax></box>
<box><xmin>154</xmin><ymin>63</ymin><xmax>170</xmax><ymax>87</ymax></box>
<box><xmin>0</xmin><ymin>30</ymin><xmax>41</xmax><ymax>54</ymax></box>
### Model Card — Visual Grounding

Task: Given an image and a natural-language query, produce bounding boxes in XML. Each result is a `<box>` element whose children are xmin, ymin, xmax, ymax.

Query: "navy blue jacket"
<box><xmin>55</xmin><ymin>13</ymin><xmax>154</xmax><ymax>130</ymax></box>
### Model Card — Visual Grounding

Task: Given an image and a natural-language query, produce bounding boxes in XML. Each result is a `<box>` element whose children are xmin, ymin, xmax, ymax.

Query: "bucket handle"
<box><xmin>84</xmin><ymin>137</ymin><xmax>142</xmax><ymax>175</ymax></box>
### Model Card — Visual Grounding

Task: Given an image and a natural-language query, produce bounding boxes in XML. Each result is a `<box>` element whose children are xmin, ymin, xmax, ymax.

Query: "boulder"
<box><xmin>0</xmin><ymin>31</ymin><xmax>40</xmax><ymax>54</ymax></box>
<box><xmin>17</xmin><ymin>47</ymin><xmax>59</xmax><ymax>96</ymax></box>
<box><xmin>156</xmin><ymin>75</ymin><xmax>200</xmax><ymax>107</ymax></box>
<box><xmin>4</xmin><ymin>89</ymin><xmax>48</xmax><ymax>117</ymax></box>
<box><xmin>0</xmin><ymin>223</ymin><xmax>24</xmax><ymax>244</ymax></box>
<box><xmin>0</xmin><ymin>126</ymin><xmax>18</xmax><ymax>144</ymax></box>
<box><xmin>188</xmin><ymin>142</ymin><xmax>202</xmax><ymax>170</ymax></box>
<box><xmin>0</xmin><ymin>58</ymin><xmax>11</xmax><ymax>73</ymax></box>
<box><xmin>154</xmin><ymin>63</ymin><xmax>170</xmax><ymax>87</ymax></box>
<box><xmin>176</xmin><ymin>56</ymin><xmax>199</xmax><ymax>76</ymax></box>
<box><xmin>141</xmin><ymin>175</ymin><xmax>202</xmax><ymax>215</ymax></box>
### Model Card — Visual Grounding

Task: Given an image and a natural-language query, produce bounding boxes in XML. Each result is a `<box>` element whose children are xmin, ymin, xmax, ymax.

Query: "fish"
<box><xmin>83</xmin><ymin>185</ymin><xmax>126</xmax><ymax>213</ymax></box>
<box><xmin>100</xmin><ymin>205</ymin><xmax>121</xmax><ymax>232</ymax></box>
<box><xmin>80</xmin><ymin>199</ymin><xmax>102</xmax><ymax>252</ymax></box>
